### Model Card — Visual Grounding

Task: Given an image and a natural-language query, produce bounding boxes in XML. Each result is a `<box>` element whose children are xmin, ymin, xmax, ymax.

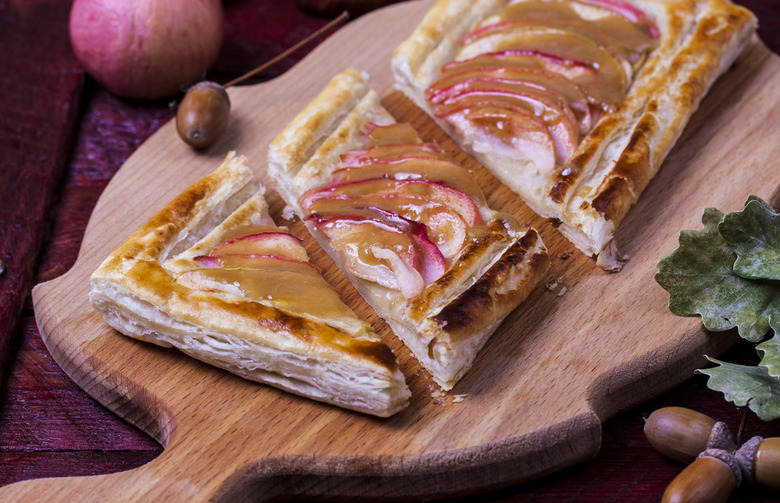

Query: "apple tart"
<box><xmin>89</xmin><ymin>152</ymin><xmax>411</xmax><ymax>417</ymax></box>
<box><xmin>268</xmin><ymin>68</ymin><xmax>550</xmax><ymax>390</ymax></box>
<box><xmin>391</xmin><ymin>0</ymin><xmax>757</xmax><ymax>264</ymax></box>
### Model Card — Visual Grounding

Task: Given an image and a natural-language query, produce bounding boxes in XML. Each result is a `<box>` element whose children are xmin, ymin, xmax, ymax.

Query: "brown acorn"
<box><xmin>644</xmin><ymin>407</ymin><xmax>719</xmax><ymax>463</ymax></box>
<box><xmin>661</xmin><ymin>455</ymin><xmax>738</xmax><ymax>503</ymax></box>
<box><xmin>175</xmin><ymin>81</ymin><xmax>231</xmax><ymax>149</ymax></box>
<box><xmin>755</xmin><ymin>437</ymin><xmax>780</xmax><ymax>491</ymax></box>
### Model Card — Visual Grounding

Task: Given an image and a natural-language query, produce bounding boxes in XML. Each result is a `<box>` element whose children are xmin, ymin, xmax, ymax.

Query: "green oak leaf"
<box><xmin>655</xmin><ymin>207</ymin><xmax>780</xmax><ymax>342</ymax></box>
<box><xmin>757</xmin><ymin>333</ymin><xmax>780</xmax><ymax>378</ymax></box>
<box><xmin>719</xmin><ymin>196</ymin><xmax>780</xmax><ymax>280</ymax></box>
<box><xmin>697</xmin><ymin>356</ymin><xmax>780</xmax><ymax>421</ymax></box>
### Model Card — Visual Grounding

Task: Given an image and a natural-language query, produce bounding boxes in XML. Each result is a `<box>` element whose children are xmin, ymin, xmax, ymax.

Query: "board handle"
<box><xmin>0</xmin><ymin>446</ymin><xmax>283</xmax><ymax>502</ymax></box>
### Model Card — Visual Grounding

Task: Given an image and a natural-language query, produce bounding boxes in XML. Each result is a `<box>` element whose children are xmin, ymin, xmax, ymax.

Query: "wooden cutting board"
<box><xmin>11</xmin><ymin>1</ymin><xmax>780</xmax><ymax>500</ymax></box>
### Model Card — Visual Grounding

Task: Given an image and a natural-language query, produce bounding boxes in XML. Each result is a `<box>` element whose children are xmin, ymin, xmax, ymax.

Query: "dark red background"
<box><xmin>1</xmin><ymin>1</ymin><xmax>778</xmax><ymax>500</ymax></box>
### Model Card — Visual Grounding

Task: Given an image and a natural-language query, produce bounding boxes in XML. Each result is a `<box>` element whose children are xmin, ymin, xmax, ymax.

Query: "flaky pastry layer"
<box><xmin>89</xmin><ymin>152</ymin><xmax>410</xmax><ymax>417</ymax></box>
<box><xmin>268</xmin><ymin>68</ymin><xmax>550</xmax><ymax>390</ymax></box>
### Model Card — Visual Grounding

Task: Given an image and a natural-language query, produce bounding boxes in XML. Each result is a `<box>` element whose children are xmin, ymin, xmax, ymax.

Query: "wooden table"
<box><xmin>1</xmin><ymin>1</ymin><xmax>778</xmax><ymax>501</ymax></box>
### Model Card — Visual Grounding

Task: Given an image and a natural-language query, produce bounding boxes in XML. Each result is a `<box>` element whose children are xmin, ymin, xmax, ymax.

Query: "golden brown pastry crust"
<box><xmin>89</xmin><ymin>152</ymin><xmax>410</xmax><ymax>417</ymax></box>
<box><xmin>268</xmin><ymin>68</ymin><xmax>550</xmax><ymax>390</ymax></box>
<box><xmin>392</xmin><ymin>0</ymin><xmax>757</xmax><ymax>261</ymax></box>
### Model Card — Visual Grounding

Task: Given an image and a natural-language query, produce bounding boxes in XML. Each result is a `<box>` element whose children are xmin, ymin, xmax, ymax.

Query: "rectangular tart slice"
<box><xmin>90</xmin><ymin>152</ymin><xmax>410</xmax><ymax>417</ymax></box>
<box><xmin>268</xmin><ymin>68</ymin><xmax>550</xmax><ymax>390</ymax></box>
<box><xmin>391</xmin><ymin>0</ymin><xmax>756</xmax><ymax>266</ymax></box>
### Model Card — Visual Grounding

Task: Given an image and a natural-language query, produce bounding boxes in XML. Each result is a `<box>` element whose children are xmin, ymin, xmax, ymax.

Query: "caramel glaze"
<box><xmin>298</xmin><ymin>122</ymin><xmax>511</xmax><ymax>300</ymax></box>
<box><xmin>115</xmin><ymin>256</ymin><xmax>399</xmax><ymax>371</ymax></box>
<box><xmin>476</xmin><ymin>0</ymin><xmax>657</xmax><ymax>55</ymax></box>
<box><xmin>130</xmin><ymin>171</ymin><xmax>382</xmax><ymax>350</ymax></box>
<box><xmin>216</xmin><ymin>224</ymin><xmax>285</xmax><ymax>244</ymax></box>
<box><xmin>426</xmin><ymin>0</ymin><xmax>659</xmax><ymax>211</ymax></box>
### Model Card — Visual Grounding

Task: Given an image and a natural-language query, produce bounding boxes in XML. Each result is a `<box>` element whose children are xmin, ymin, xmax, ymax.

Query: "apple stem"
<box><xmin>223</xmin><ymin>11</ymin><xmax>350</xmax><ymax>89</ymax></box>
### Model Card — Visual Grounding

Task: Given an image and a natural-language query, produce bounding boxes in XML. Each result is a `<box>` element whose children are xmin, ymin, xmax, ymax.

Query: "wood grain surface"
<box><xmin>5</xmin><ymin>0</ymin><xmax>780</xmax><ymax>501</ymax></box>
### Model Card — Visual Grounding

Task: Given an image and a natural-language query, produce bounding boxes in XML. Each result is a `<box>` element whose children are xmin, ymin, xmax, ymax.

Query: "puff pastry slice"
<box><xmin>89</xmin><ymin>152</ymin><xmax>410</xmax><ymax>417</ymax></box>
<box><xmin>392</xmin><ymin>0</ymin><xmax>757</xmax><ymax>265</ymax></box>
<box><xmin>268</xmin><ymin>68</ymin><xmax>550</xmax><ymax>390</ymax></box>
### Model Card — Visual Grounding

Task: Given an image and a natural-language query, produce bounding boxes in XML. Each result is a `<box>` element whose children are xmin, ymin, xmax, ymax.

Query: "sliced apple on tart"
<box><xmin>392</xmin><ymin>0</ymin><xmax>756</xmax><ymax>264</ymax></box>
<box><xmin>269</xmin><ymin>68</ymin><xmax>550</xmax><ymax>391</ymax></box>
<box><xmin>89</xmin><ymin>152</ymin><xmax>411</xmax><ymax>417</ymax></box>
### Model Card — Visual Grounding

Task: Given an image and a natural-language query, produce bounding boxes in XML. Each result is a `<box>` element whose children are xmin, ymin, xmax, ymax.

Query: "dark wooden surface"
<box><xmin>1</xmin><ymin>0</ymin><xmax>778</xmax><ymax>501</ymax></box>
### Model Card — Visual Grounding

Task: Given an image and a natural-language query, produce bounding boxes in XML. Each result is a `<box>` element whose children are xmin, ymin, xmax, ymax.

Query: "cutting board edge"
<box><xmin>210</xmin><ymin>410</ymin><xmax>602</xmax><ymax>502</ymax></box>
<box><xmin>585</xmin><ymin>324</ymin><xmax>742</xmax><ymax>423</ymax></box>
<box><xmin>30</xmin><ymin>270</ymin><xmax>604</xmax><ymax>501</ymax></box>
<box><xmin>31</xmin><ymin>276</ymin><xmax>176</xmax><ymax>448</ymax></box>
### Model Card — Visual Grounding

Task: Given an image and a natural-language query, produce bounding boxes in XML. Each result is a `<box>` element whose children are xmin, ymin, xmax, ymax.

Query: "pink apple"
<box><xmin>330</xmin><ymin>157</ymin><xmax>487</xmax><ymax>208</ymax></box>
<box><xmin>300</xmin><ymin>178</ymin><xmax>483</xmax><ymax>227</ymax></box>
<box><xmin>433</xmin><ymin>85</ymin><xmax>578</xmax><ymax>163</ymax></box>
<box><xmin>447</xmin><ymin>103</ymin><xmax>558</xmax><ymax>174</ymax></box>
<box><xmin>443</xmin><ymin>51</ymin><xmax>594</xmax><ymax>81</ymax></box>
<box><xmin>440</xmin><ymin>51</ymin><xmax>622</xmax><ymax>111</ymax></box>
<box><xmin>575</xmin><ymin>0</ymin><xmax>659</xmax><ymax>38</ymax></box>
<box><xmin>69</xmin><ymin>0</ymin><xmax>224</xmax><ymax>100</ymax></box>
<box><xmin>427</xmin><ymin>66</ymin><xmax>592</xmax><ymax>133</ymax></box>
<box><xmin>193</xmin><ymin>253</ymin><xmax>320</xmax><ymax>274</ymax></box>
<box><xmin>209</xmin><ymin>232</ymin><xmax>308</xmax><ymax>262</ymax></box>
<box><xmin>364</xmin><ymin>122</ymin><xmax>422</xmax><ymax>146</ymax></box>
<box><xmin>339</xmin><ymin>142</ymin><xmax>443</xmax><ymax>166</ymax></box>
<box><xmin>456</xmin><ymin>28</ymin><xmax>629</xmax><ymax>94</ymax></box>
<box><xmin>307</xmin><ymin>211</ymin><xmax>447</xmax><ymax>297</ymax></box>
<box><xmin>463</xmin><ymin>17</ymin><xmax>652</xmax><ymax>63</ymax></box>
<box><xmin>306</xmin><ymin>193</ymin><xmax>470</xmax><ymax>260</ymax></box>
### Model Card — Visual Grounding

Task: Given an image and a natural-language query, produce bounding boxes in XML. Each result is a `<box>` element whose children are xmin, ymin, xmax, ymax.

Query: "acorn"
<box><xmin>644</xmin><ymin>407</ymin><xmax>729</xmax><ymax>463</ymax></box>
<box><xmin>750</xmin><ymin>437</ymin><xmax>780</xmax><ymax>491</ymax></box>
<box><xmin>176</xmin><ymin>81</ymin><xmax>230</xmax><ymax>149</ymax></box>
<box><xmin>647</xmin><ymin>406</ymin><xmax>780</xmax><ymax>497</ymax></box>
<box><xmin>661</xmin><ymin>455</ymin><xmax>738</xmax><ymax>503</ymax></box>
<box><xmin>174</xmin><ymin>12</ymin><xmax>349</xmax><ymax>150</ymax></box>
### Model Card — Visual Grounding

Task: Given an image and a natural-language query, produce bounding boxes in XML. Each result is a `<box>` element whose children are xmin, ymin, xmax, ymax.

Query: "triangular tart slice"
<box><xmin>268</xmin><ymin>69</ymin><xmax>550</xmax><ymax>390</ymax></box>
<box><xmin>89</xmin><ymin>152</ymin><xmax>410</xmax><ymax>417</ymax></box>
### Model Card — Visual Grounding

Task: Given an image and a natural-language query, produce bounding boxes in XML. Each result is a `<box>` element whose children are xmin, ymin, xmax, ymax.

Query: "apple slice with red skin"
<box><xmin>330</xmin><ymin>157</ymin><xmax>488</xmax><ymax>208</ymax></box>
<box><xmin>464</xmin><ymin>17</ymin><xmax>654</xmax><ymax>68</ymax></box>
<box><xmin>467</xmin><ymin>0</ymin><xmax>658</xmax><ymax>48</ymax></box>
<box><xmin>340</xmin><ymin>142</ymin><xmax>443</xmax><ymax>166</ymax></box>
<box><xmin>323</xmin><ymin>220</ymin><xmax>426</xmax><ymax>299</ymax></box>
<box><xmin>456</xmin><ymin>27</ymin><xmax>630</xmax><ymax>95</ymax></box>
<box><xmin>299</xmin><ymin>178</ymin><xmax>483</xmax><ymax>227</ymax></box>
<box><xmin>443</xmin><ymin>51</ymin><xmax>593</xmax><ymax>82</ymax></box>
<box><xmin>308</xmin><ymin>205</ymin><xmax>431</xmax><ymax>244</ymax></box>
<box><xmin>575</xmin><ymin>0</ymin><xmax>659</xmax><ymax>38</ymax></box>
<box><xmin>442</xmin><ymin>51</ymin><xmax>621</xmax><ymax>112</ymax></box>
<box><xmin>208</xmin><ymin>232</ymin><xmax>309</xmax><ymax>262</ymax></box>
<box><xmin>472</xmin><ymin>0</ymin><xmax>589</xmax><ymax>36</ymax></box>
<box><xmin>193</xmin><ymin>253</ymin><xmax>320</xmax><ymax>274</ymax></box>
<box><xmin>477</xmin><ymin>0</ymin><xmax>659</xmax><ymax>39</ymax></box>
<box><xmin>365</xmin><ymin>122</ymin><xmax>422</xmax><ymax>146</ymax></box>
<box><xmin>305</xmin><ymin>194</ymin><xmax>469</xmax><ymax>260</ymax></box>
<box><xmin>434</xmin><ymin>88</ymin><xmax>578</xmax><ymax>163</ymax></box>
<box><xmin>192</xmin><ymin>255</ymin><xmax>222</xmax><ymax>268</ymax></box>
<box><xmin>340</xmin><ymin>147</ymin><xmax>452</xmax><ymax>168</ymax></box>
<box><xmin>426</xmin><ymin>66</ymin><xmax>592</xmax><ymax>133</ymax></box>
<box><xmin>307</xmin><ymin>211</ymin><xmax>447</xmax><ymax>298</ymax></box>
<box><xmin>446</xmin><ymin>103</ymin><xmax>558</xmax><ymax>174</ymax></box>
